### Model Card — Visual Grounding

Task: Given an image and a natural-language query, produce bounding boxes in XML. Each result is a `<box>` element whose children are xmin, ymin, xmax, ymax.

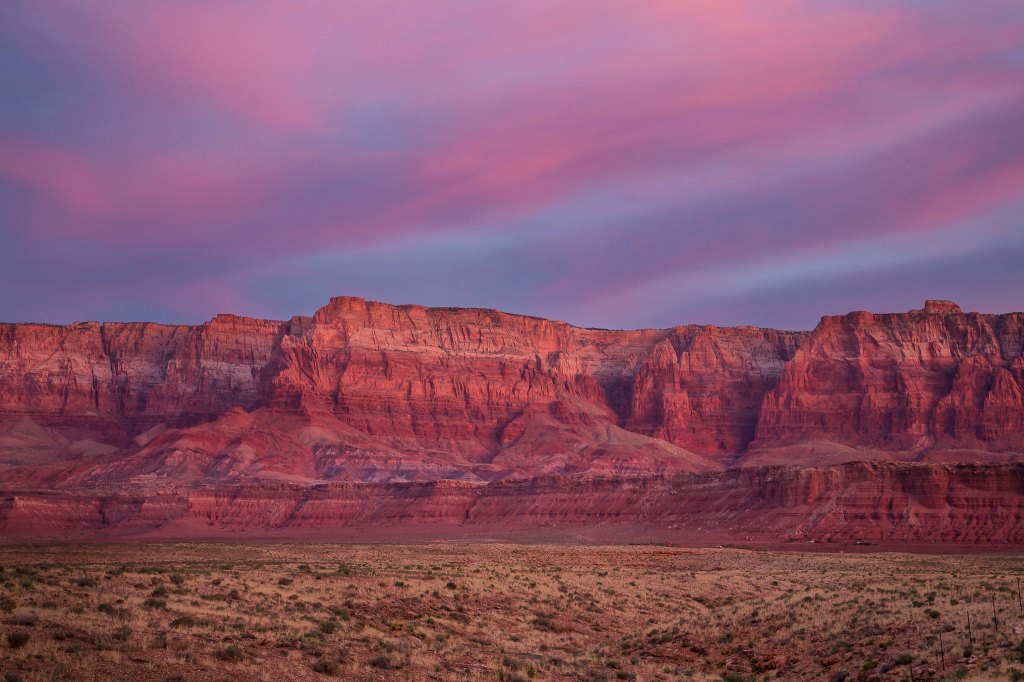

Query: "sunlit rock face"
<box><xmin>1</xmin><ymin>297</ymin><xmax>1023</xmax><ymax>542</ymax></box>
<box><xmin>754</xmin><ymin>301</ymin><xmax>1024</xmax><ymax>454</ymax></box>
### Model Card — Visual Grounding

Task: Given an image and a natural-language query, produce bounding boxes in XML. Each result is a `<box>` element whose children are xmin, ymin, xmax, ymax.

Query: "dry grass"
<box><xmin>1</xmin><ymin>543</ymin><xmax>1023</xmax><ymax>680</ymax></box>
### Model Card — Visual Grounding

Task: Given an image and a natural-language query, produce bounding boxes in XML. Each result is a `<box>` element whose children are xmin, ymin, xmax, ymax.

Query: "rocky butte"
<box><xmin>1</xmin><ymin>297</ymin><xmax>1023</xmax><ymax>545</ymax></box>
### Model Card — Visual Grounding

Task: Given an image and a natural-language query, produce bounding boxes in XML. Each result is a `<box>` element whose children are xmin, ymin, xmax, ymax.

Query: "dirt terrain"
<box><xmin>2</xmin><ymin>543</ymin><xmax>1024</xmax><ymax>681</ymax></box>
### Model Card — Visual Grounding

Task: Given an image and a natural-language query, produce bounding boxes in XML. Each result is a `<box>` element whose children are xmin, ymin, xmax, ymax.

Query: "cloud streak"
<box><xmin>0</xmin><ymin>0</ymin><xmax>1022</xmax><ymax>327</ymax></box>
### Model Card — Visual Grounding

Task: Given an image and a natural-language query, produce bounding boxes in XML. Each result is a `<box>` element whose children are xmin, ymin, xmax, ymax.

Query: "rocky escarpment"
<box><xmin>754</xmin><ymin>300</ymin><xmax>1024</xmax><ymax>454</ymax></box>
<box><xmin>0</xmin><ymin>315</ymin><xmax>285</xmax><ymax>441</ymax></box>
<box><xmin>3</xmin><ymin>296</ymin><xmax>1021</xmax><ymax>472</ymax></box>
<box><xmin>3</xmin><ymin>462</ymin><xmax>1023</xmax><ymax>545</ymax></box>
<box><xmin>1</xmin><ymin>297</ymin><xmax>1023</xmax><ymax>543</ymax></box>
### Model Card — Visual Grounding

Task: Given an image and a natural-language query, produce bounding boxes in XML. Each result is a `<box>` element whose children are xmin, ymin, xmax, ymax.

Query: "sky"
<box><xmin>1</xmin><ymin>1</ymin><xmax>1023</xmax><ymax>330</ymax></box>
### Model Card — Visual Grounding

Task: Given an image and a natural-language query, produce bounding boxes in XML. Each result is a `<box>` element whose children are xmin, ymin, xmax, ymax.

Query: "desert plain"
<box><xmin>1</xmin><ymin>543</ymin><xmax>1024</xmax><ymax>681</ymax></box>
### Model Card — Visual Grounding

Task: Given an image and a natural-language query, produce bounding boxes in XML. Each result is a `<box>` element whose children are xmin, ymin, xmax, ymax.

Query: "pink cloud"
<box><xmin>0</xmin><ymin>137</ymin><xmax>107</xmax><ymax>212</ymax></box>
<box><xmin>0</xmin><ymin>0</ymin><xmax>1021</xmax><ymax>325</ymax></box>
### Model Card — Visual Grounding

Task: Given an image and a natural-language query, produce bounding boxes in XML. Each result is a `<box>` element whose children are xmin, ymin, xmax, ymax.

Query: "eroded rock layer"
<box><xmin>1</xmin><ymin>297</ymin><xmax>1023</xmax><ymax>542</ymax></box>
<box><xmin>3</xmin><ymin>463</ymin><xmax>1023</xmax><ymax>545</ymax></box>
<box><xmin>754</xmin><ymin>301</ymin><xmax>1024</xmax><ymax>453</ymax></box>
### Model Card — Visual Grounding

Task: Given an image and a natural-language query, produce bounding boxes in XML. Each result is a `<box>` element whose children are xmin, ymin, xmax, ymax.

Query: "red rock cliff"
<box><xmin>0</xmin><ymin>315</ymin><xmax>285</xmax><ymax>440</ymax></box>
<box><xmin>2</xmin><ymin>297</ymin><xmax>1023</xmax><ymax>484</ymax></box>
<box><xmin>754</xmin><ymin>300</ymin><xmax>1024</xmax><ymax>453</ymax></box>
<box><xmin>4</xmin><ymin>463</ymin><xmax>1024</xmax><ymax>545</ymax></box>
<box><xmin>2</xmin><ymin>297</ymin><xmax>1024</xmax><ymax>544</ymax></box>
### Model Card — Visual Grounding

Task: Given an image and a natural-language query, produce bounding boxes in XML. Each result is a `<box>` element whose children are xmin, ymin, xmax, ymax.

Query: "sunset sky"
<box><xmin>1</xmin><ymin>1</ymin><xmax>1022</xmax><ymax>330</ymax></box>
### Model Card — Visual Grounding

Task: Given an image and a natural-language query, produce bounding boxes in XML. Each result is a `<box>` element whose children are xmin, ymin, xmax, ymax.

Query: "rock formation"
<box><xmin>753</xmin><ymin>300</ymin><xmax>1024</xmax><ymax>454</ymax></box>
<box><xmin>1</xmin><ymin>297</ymin><xmax>1023</xmax><ymax>543</ymax></box>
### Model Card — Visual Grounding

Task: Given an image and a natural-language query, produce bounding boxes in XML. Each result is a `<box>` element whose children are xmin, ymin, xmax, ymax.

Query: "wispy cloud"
<box><xmin>0</xmin><ymin>1</ymin><xmax>1021</xmax><ymax>326</ymax></box>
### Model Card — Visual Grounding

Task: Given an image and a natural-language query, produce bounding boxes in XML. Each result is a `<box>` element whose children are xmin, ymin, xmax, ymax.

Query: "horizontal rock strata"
<box><xmin>3</xmin><ymin>463</ymin><xmax>1023</xmax><ymax>544</ymax></box>
<box><xmin>1</xmin><ymin>297</ymin><xmax>1022</xmax><ymax>543</ymax></box>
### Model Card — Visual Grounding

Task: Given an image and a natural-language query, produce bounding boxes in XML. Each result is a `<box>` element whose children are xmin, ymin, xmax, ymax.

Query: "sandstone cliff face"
<box><xmin>2</xmin><ymin>297</ymin><xmax>1023</xmax><ymax>486</ymax></box>
<box><xmin>625</xmin><ymin>326</ymin><xmax>804</xmax><ymax>453</ymax></box>
<box><xmin>4</xmin><ymin>463</ymin><xmax>1024</xmax><ymax>545</ymax></box>
<box><xmin>0</xmin><ymin>315</ymin><xmax>285</xmax><ymax>440</ymax></box>
<box><xmin>263</xmin><ymin>297</ymin><xmax>660</xmax><ymax>460</ymax></box>
<box><xmin>754</xmin><ymin>301</ymin><xmax>1024</xmax><ymax>453</ymax></box>
<box><xmin>2</xmin><ymin>297</ymin><xmax>1024</xmax><ymax>543</ymax></box>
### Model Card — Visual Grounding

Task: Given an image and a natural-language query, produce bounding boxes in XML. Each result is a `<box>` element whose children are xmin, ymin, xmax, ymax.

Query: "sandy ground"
<box><xmin>1</xmin><ymin>543</ymin><xmax>1024</xmax><ymax>680</ymax></box>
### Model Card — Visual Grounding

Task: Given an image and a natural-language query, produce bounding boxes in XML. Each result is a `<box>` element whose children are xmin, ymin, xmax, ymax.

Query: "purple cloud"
<box><xmin>0</xmin><ymin>1</ymin><xmax>1022</xmax><ymax>327</ymax></box>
